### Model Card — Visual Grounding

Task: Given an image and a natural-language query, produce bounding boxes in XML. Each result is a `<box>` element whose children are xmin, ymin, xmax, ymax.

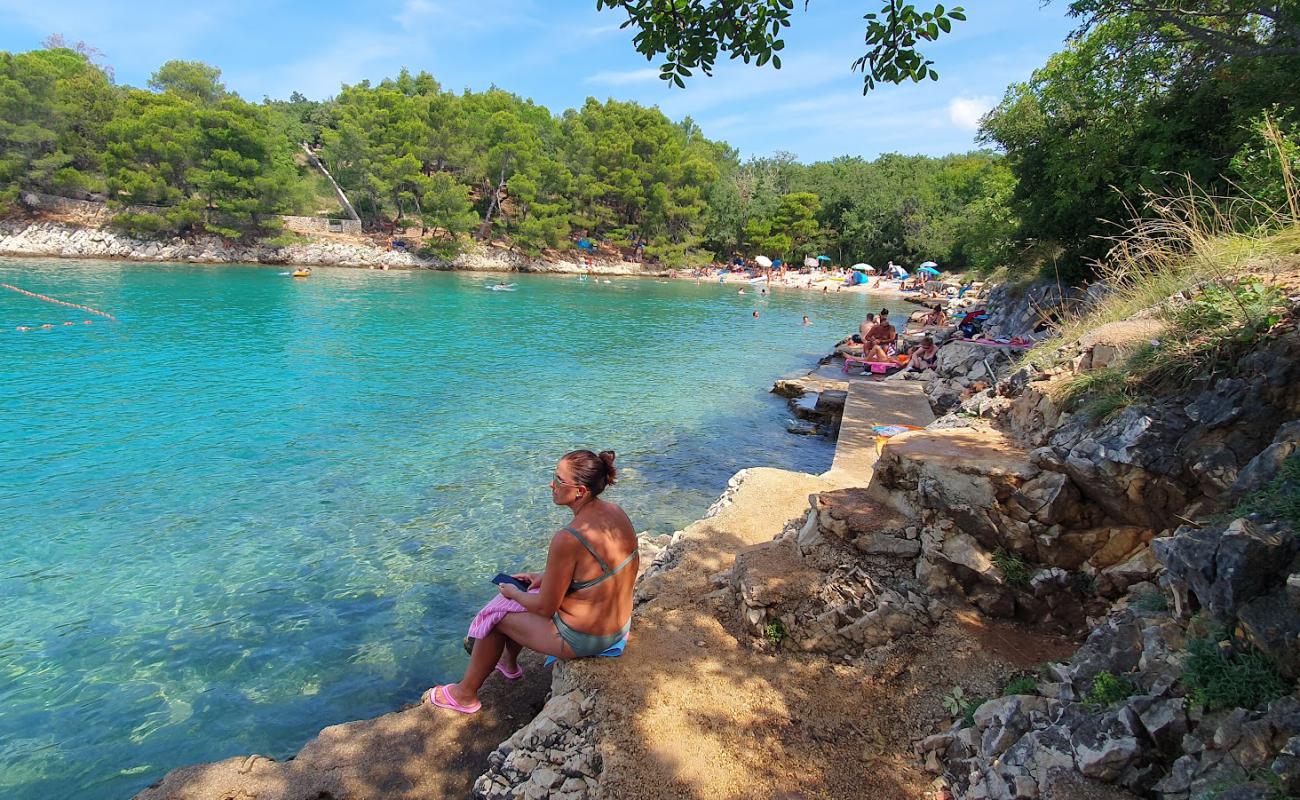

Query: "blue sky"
<box><xmin>0</xmin><ymin>0</ymin><xmax>1078</xmax><ymax>162</ymax></box>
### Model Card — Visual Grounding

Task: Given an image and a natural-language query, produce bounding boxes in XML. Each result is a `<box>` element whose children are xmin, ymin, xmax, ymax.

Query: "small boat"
<box><xmin>291</xmin><ymin>269</ymin><xmax>311</xmax><ymax>278</ymax></box>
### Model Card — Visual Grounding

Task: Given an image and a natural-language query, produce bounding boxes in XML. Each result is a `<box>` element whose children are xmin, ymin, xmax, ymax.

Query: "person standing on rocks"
<box><xmin>424</xmin><ymin>450</ymin><xmax>638</xmax><ymax>714</ymax></box>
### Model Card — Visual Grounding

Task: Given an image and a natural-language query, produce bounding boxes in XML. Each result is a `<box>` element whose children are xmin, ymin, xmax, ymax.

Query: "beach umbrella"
<box><xmin>754</xmin><ymin>255</ymin><xmax>773</xmax><ymax>268</ymax></box>
<box><xmin>918</xmin><ymin>265</ymin><xmax>941</xmax><ymax>276</ymax></box>
<box><xmin>850</xmin><ymin>262</ymin><xmax>874</xmax><ymax>272</ymax></box>
<box><xmin>817</xmin><ymin>255</ymin><xmax>832</xmax><ymax>262</ymax></box>
<box><xmin>920</xmin><ymin>260</ymin><xmax>938</xmax><ymax>268</ymax></box>
<box><xmin>803</xmin><ymin>256</ymin><xmax>818</xmax><ymax>268</ymax></box>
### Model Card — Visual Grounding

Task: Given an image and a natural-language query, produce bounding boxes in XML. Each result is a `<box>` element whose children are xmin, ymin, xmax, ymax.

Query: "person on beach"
<box><xmin>863</xmin><ymin>310</ymin><xmax>898</xmax><ymax>361</ymax></box>
<box><xmin>854</xmin><ymin>313</ymin><xmax>877</xmax><ymax>353</ymax></box>
<box><xmin>425</xmin><ymin>450</ymin><xmax>637</xmax><ymax>714</ymax></box>
<box><xmin>920</xmin><ymin>305</ymin><xmax>948</xmax><ymax>327</ymax></box>
<box><xmin>907</xmin><ymin>336</ymin><xmax>940</xmax><ymax>372</ymax></box>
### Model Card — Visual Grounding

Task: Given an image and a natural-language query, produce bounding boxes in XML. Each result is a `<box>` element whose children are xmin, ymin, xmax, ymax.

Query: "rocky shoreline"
<box><xmin>0</xmin><ymin>219</ymin><xmax>670</xmax><ymax>275</ymax></box>
<box><xmin>130</xmin><ymin>274</ymin><xmax>1300</xmax><ymax>800</ymax></box>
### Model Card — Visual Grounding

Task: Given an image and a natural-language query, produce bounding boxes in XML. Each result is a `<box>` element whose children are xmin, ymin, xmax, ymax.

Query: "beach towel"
<box><xmin>467</xmin><ymin>591</ymin><xmax>534</xmax><ymax>639</ymax></box>
<box><xmin>871</xmin><ymin>424</ymin><xmax>924</xmax><ymax>438</ymax></box>
<box><xmin>468</xmin><ymin>590</ymin><xmax>630</xmax><ymax>666</ymax></box>
<box><xmin>544</xmin><ymin>635</ymin><xmax>628</xmax><ymax>667</ymax></box>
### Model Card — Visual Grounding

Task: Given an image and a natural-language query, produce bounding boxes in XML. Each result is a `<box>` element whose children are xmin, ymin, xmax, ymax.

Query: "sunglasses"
<box><xmin>552</xmin><ymin>473</ymin><xmax>582</xmax><ymax>488</ymax></box>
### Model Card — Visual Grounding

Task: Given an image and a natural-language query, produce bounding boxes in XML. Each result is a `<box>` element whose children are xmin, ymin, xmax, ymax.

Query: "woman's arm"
<box><xmin>498</xmin><ymin>533</ymin><xmax>575</xmax><ymax>616</ymax></box>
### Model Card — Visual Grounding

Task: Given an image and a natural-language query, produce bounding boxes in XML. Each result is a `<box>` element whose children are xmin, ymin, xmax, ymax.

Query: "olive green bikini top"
<box><xmin>562</xmin><ymin>525</ymin><xmax>638</xmax><ymax>592</ymax></box>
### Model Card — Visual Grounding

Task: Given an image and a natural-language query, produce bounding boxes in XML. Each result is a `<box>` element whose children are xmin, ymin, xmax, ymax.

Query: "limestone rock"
<box><xmin>1070</xmin><ymin>707</ymin><xmax>1143</xmax><ymax>781</ymax></box>
<box><xmin>1155</xmin><ymin>518</ymin><xmax>1299</xmax><ymax>617</ymax></box>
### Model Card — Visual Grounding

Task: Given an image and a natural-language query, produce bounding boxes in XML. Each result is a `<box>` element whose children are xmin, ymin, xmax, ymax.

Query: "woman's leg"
<box><xmin>500</xmin><ymin>638</ymin><xmax>523</xmax><ymax>672</ymax></box>
<box><xmin>443</xmin><ymin>612</ymin><xmax>573</xmax><ymax>706</ymax></box>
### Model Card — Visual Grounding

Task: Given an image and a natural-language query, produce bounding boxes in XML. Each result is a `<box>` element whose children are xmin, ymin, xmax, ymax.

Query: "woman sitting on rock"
<box><xmin>425</xmin><ymin>449</ymin><xmax>639</xmax><ymax>714</ymax></box>
<box><xmin>907</xmin><ymin>336</ymin><xmax>941</xmax><ymax>372</ymax></box>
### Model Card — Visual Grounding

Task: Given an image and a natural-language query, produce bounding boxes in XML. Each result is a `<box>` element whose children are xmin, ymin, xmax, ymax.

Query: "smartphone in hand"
<box><xmin>491</xmin><ymin>573</ymin><xmax>530</xmax><ymax>592</ymax></box>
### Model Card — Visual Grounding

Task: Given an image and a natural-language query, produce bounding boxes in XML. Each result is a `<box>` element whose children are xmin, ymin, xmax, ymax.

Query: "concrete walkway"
<box><xmin>824</xmin><ymin>377</ymin><xmax>934</xmax><ymax>485</ymax></box>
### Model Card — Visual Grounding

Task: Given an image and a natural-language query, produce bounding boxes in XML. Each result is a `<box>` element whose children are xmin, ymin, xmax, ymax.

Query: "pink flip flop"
<box><xmin>423</xmin><ymin>685</ymin><xmax>481</xmax><ymax>714</ymax></box>
<box><xmin>495</xmin><ymin>662</ymin><xmax>524</xmax><ymax>680</ymax></box>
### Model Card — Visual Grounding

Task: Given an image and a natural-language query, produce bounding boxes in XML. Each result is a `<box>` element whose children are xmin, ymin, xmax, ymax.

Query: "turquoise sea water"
<box><xmin>0</xmin><ymin>259</ymin><xmax>912</xmax><ymax>799</ymax></box>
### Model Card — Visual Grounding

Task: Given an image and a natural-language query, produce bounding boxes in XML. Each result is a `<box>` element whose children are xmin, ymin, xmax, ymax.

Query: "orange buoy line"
<box><xmin>15</xmin><ymin>320</ymin><xmax>94</xmax><ymax>332</ymax></box>
<box><xmin>1</xmin><ymin>283</ymin><xmax>117</xmax><ymax>320</ymax></box>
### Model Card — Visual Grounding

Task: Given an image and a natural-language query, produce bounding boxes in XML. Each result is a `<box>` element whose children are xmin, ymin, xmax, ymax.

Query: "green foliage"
<box><xmin>1235</xmin><ymin>453</ymin><xmax>1300</xmax><ymax>529</ymax></box>
<box><xmin>415</xmin><ymin>236</ymin><xmax>462</xmax><ymax>260</ymax></box>
<box><xmin>1182</xmin><ymin>635</ymin><xmax>1289</xmax><ymax>711</ymax></box>
<box><xmin>1002</xmin><ymin>676</ymin><xmax>1039</xmax><ymax>696</ymax></box>
<box><xmin>703</xmin><ymin>150</ymin><xmax>1016</xmax><ymax>270</ymax></box>
<box><xmin>980</xmin><ymin>12</ymin><xmax>1300</xmax><ymax>275</ymax></box>
<box><xmin>1084</xmin><ymin>670</ymin><xmax>1136</xmax><ymax>708</ymax></box>
<box><xmin>1053</xmin><ymin>367</ymin><xmax>1133</xmax><ymax>418</ymax></box>
<box><xmin>941</xmin><ymin>687</ymin><xmax>985</xmax><ymax>726</ymax></box>
<box><xmin>261</xmin><ymin>231</ymin><xmax>310</xmax><ymax>247</ymax></box>
<box><xmin>1131</xmin><ymin>279</ymin><xmax>1288</xmax><ymax>393</ymax></box>
<box><xmin>1231</xmin><ymin>108</ymin><xmax>1300</xmax><ymax>215</ymax></box>
<box><xmin>595</xmin><ymin>1</ymin><xmax>965</xmax><ymax>94</ymax></box>
<box><xmin>992</xmin><ymin>549</ymin><xmax>1032</xmax><ymax>588</ymax></box>
<box><xmin>763</xmin><ymin>619</ymin><xmax>787</xmax><ymax>647</ymax></box>
<box><xmin>148</xmin><ymin>60</ymin><xmax>227</xmax><ymax>104</ymax></box>
<box><xmin>856</xmin><ymin>3</ymin><xmax>966</xmax><ymax>92</ymax></box>
<box><xmin>1130</xmin><ymin>591</ymin><xmax>1170</xmax><ymax>612</ymax></box>
<box><xmin>0</xmin><ymin>46</ymin><xmax>1019</xmax><ymax>262</ymax></box>
<box><xmin>0</xmin><ymin>48</ymin><xmax>117</xmax><ymax>199</ymax></box>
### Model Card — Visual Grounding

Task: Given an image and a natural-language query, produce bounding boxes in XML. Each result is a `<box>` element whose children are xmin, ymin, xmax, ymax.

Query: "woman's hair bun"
<box><xmin>598</xmin><ymin>450</ymin><xmax>617</xmax><ymax>485</ymax></box>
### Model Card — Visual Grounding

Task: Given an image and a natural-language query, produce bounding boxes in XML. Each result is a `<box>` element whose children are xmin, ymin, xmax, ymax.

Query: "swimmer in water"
<box><xmin>738</xmin><ymin>289</ymin><xmax>746</xmax><ymax>295</ymax></box>
<box><xmin>802</xmin><ymin>315</ymin><xmax>811</xmax><ymax>326</ymax></box>
<box><xmin>752</xmin><ymin>310</ymin><xmax>760</xmax><ymax>319</ymax></box>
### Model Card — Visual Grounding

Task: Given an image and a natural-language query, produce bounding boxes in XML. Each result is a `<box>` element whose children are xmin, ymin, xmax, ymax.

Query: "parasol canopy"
<box><xmin>803</xmin><ymin>256</ymin><xmax>818</xmax><ymax>268</ymax></box>
<box><xmin>754</xmin><ymin>255</ymin><xmax>773</xmax><ymax>268</ymax></box>
<box><xmin>918</xmin><ymin>265</ymin><xmax>941</xmax><ymax>276</ymax></box>
<box><xmin>850</xmin><ymin>263</ymin><xmax>874</xmax><ymax>272</ymax></box>
<box><xmin>920</xmin><ymin>261</ymin><xmax>938</xmax><ymax>268</ymax></box>
<box><xmin>817</xmin><ymin>255</ymin><xmax>832</xmax><ymax>261</ymax></box>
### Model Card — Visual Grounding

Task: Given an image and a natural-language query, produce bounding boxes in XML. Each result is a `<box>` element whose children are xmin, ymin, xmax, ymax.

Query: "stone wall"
<box><xmin>281</xmin><ymin>214</ymin><xmax>362</xmax><ymax>235</ymax></box>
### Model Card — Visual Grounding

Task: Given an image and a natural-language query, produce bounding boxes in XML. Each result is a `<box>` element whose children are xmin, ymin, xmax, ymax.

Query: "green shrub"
<box><xmin>992</xmin><ymin>549</ymin><xmax>1032</xmax><ymax>588</ymax></box>
<box><xmin>763</xmin><ymin>619</ymin><xmax>787</xmax><ymax>647</ymax></box>
<box><xmin>1002</xmin><ymin>676</ymin><xmax>1039</xmax><ymax>696</ymax></box>
<box><xmin>261</xmin><ymin>231</ymin><xmax>310</xmax><ymax>247</ymax></box>
<box><xmin>1234</xmin><ymin>453</ymin><xmax>1300</xmax><ymax>528</ymax></box>
<box><xmin>416</xmin><ymin>236</ymin><xmax>463</xmax><ymax>260</ymax></box>
<box><xmin>1085</xmin><ymin>670</ymin><xmax>1136</xmax><ymax>708</ymax></box>
<box><xmin>1054</xmin><ymin>367</ymin><xmax>1133</xmax><ymax>418</ymax></box>
<box><xmin>942</xmin><ymin>687</ymin><xmax>986</xmax><ymax>726</ymax></box>
<box><xmin>110</xmin><ymin>210</ymin><xmax>172</xmax><ymax>237</ymax></box>
<box><xmin>1182</xmin><ymin>635</ymin><xmax>1289</xmax><ymax>710</ymax></box>
<box><xmin>1130</xmin><ymin>591</ymin><xmax>1170</xmax><ymax>612</ymax></box>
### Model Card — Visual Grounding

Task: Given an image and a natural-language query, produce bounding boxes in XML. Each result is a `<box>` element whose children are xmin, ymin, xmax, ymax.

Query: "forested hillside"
<box><xmin>3</xmin><ymin>16</ymin><xmax>1298</xmax><ymax>274</ymax></box>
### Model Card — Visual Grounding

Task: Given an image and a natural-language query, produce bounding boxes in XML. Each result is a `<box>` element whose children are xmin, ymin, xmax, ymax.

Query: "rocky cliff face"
<box><xmin>887</xmin><ymin>285</ymin><xmax>1300</xmax><ymax>799</ymax></box>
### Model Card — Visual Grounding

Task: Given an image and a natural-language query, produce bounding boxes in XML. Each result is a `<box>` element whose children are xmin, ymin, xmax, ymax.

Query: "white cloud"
<box><xmin>947</xmin><ymin>96</ymin><xmax>995</xmax><ymax>130</ymax></box>
<box><xmin>584</xmin><ymin>67</ymin><xmax>660</xmax><ymax>86</ymax></box>
<box><xmin>235</xmin><ymin>31</ymin><xmax>412</xmax><ymax>100</ymax></box>
<box><xmin>393</xmin><ymin>0</ymin><xmax>540</xmax><ymax>32</ymax></box>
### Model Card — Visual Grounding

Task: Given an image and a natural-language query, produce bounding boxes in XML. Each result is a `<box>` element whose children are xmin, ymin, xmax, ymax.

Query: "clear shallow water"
<box><xmin>0</xmin><ymin>259</ymin><xmax>911</xmax><ymax>799</ymax></box>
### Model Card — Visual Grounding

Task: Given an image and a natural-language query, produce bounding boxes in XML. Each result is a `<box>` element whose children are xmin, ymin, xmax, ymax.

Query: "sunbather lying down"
<box><xmin>424</xmin><ymin>449</ymin><xmax>640</xmax><ymax>714</ymax></box>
